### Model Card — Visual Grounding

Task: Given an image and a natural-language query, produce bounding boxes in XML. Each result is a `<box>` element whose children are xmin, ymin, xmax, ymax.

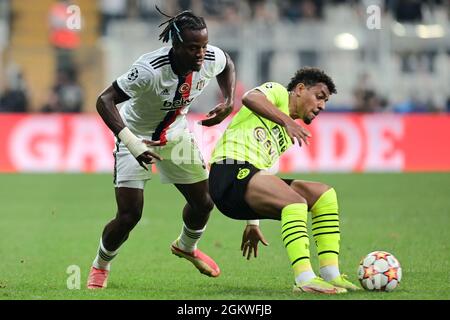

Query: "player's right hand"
<box><xmin>241</xmin><ymin>225</ymin><xmax>269</xmax><ymax>260</ymax></box>
<box><xmin>136</xmin><ymin>141</ymin><xmax>163</xmax><ymax>171</ymax></box>
<box><xmin>284</xmin><ymin>119</ymin><xmax>312</xmax><ymax>147</ymax></box>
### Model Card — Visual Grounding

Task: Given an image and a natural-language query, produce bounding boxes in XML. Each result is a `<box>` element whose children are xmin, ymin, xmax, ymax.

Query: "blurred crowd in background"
<box><xmin>96</xmin><ymin>0</ymin><xmax>449</xmax><ymax>28</ymax></box>
<box><xmin>1</xmin><ymin>0</ymin><xmax>450</xmax><ymax>114</ymax></box>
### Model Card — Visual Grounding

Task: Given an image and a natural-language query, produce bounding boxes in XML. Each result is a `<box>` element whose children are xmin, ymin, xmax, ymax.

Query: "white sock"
<box><xmin>320</xmin><ymin>265</ymin><xmax>340</xmax><ymax>281</ymax></box>
<box><xmin>295</xmin><ymin>270</ymin><xmax>316</xmax><ymax>285</ymax></box>
<box><xmin>176</xmin><ymin>224</ymin><xmax>206</xmax><ymax>252</ymax></box>
<box><xmin>92</xmin><ymin>238</ymin><xmax>119</xmax><ymax>271</ymax></box>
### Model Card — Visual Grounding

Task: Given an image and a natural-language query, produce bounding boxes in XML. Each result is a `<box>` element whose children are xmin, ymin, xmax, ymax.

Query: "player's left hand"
<box><xmin>241</xmin><ymin>225</ymin><xmax>269</xmax><ymax>260</ymax></box>
<box><xmin>142</xmin><ymin>139</ymin><xmax>162</xmax><ymax>147</ymax></box>
<box><xmin>198</xmin><ymin>103</ymin><xmax>233</xmax><ymax>127</ymax></box>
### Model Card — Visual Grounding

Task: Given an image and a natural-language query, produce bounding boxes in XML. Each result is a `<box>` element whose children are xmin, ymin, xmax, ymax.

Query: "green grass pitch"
<box><xmin>0</xmin><ymin>172</ymin><xmax>449</xmax><ymax>300</ymax></box>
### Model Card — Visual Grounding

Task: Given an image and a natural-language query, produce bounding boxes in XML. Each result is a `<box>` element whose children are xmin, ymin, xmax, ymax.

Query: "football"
<box><xmin>357</xmin><ymin>251</ymin><xmax>402</xmax><ymax>291</ymax></box>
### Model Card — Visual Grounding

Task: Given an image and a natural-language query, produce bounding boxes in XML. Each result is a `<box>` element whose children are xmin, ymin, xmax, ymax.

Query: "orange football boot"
<box><xmin>87</xmin><ymin>266</ymin><xmax>109</xmax><ymax>289</ymax></box>
<box><xmin>171</xmin><ymin>240</ymin><xmax>220</xmax><ymax>277</ymax></box>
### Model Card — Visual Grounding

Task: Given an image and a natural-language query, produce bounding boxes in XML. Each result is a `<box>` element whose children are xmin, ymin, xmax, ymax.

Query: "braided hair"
<box><xmin>156</xmin><ymin>6</ymin><xmax>207</xmax><ymax>44</ymax></box>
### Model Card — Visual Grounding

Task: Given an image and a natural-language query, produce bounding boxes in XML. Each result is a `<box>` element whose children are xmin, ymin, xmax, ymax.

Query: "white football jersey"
<box><xmin>115</xmin><ymin>44</ymin><xmax>226</xmax><ymax>144</ymax></box>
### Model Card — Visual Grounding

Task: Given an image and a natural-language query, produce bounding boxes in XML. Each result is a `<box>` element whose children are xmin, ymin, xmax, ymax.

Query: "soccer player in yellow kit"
<box><xmin>209</xmin><ymin>67</ymin><xmax>360</xmax><ymax>294</ymax></box>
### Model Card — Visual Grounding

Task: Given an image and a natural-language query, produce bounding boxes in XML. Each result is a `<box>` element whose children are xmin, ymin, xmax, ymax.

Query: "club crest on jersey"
<box><xmin>237</xmin><ymin>168</ymin><xmax>250</xmax><ymax>180</ymax></box>
<box><xmin>179</xmin><ymin>83</ymin><xmax>191</xmax><ymax>94</ymax></box>
<box><xmin>127</xmin><ymin>68</ymin><xmax>139</xmax><ymax>81</ymax></box>
<box><xmin>196</xmin><ymin>79</ymin><xmax>206</xmax><ymax>90</ymax></box>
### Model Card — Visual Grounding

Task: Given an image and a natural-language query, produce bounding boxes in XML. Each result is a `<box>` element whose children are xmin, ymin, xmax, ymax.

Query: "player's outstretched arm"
<box><xmin>242</xmin><ymin>90</ymin><xmax>311</xmax><ymax>146</ymax></box>
<box><xmin>96</xmin><ymin>85</ymin><xmax>162</xmax><ymax>170</ymax></box>
<box><xmin>200</xmin><ymin>52</ymin><xmax>236</xmax><ymax>127</ymax></box>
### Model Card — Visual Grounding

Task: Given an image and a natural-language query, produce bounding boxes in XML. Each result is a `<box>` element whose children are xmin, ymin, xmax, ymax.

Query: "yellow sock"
<box><xmin>281</xmin><ymin>203</ymin><xmax>312</xmax><ymax>278</ymax></box>
<box><xmin>310</xmin><ymin>188</ymin><xmax>340</xmax><ymax>268</ymax></box>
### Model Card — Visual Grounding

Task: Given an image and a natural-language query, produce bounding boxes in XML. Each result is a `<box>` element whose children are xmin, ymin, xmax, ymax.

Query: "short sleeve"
<box><xmin>115</xmin><ymin>64</ymin><xmax>154</xmax><ymax>98</ymax></box>
<box><xmin>254</xmin><ymin>82</ymin><xmax>288</xmax><ymax>108</ymax></box>
<box><xmin>203</xmin><ymin>45</ymin><xmax>227</xmax><ymax>78</ymax></box>
<box><xmin>212</xmin><ymin>47</ymin><xmax>227</xmax><ymax>75</ymax></box>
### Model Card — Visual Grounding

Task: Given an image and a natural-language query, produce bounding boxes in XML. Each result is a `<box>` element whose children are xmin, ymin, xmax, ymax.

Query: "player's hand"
<box><xmin>241</xmin><ymin>225</ymin><xmax>269</xmax><ymax>260</ymax></box>
<box><xmin>142</xmin><ymin>139</ymin><xmax>162</xmax><ymax>147</ymax></box>
<box><xmin>198</xmin><ymin>103</ymin><xmax>233</xmax><ymax>127</ymax></box>
<box><xmin>136</xmin><ymin>140</ymin><xmax>163</xmax><ymax>171</ymax></box>
<box><xmin>284</xmin><ymin>119</ymin><xmax>312</xmax><ymax>147</ymax></box>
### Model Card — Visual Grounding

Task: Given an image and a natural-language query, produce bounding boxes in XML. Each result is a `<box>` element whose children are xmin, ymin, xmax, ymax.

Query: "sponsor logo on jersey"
<box><xmin>237</xmin><ymin>168</ymin><xmax>250</xmax><ymax>180</ymax></box>
<box><xmin>127</xmin><ymin>68</ymin><xmax>139</xmax><ymax>81</ymax></box>
<box><xmin>271</xmin><ymin>125</ymin><xmax>288</xmax><ymax>152</ymax></box>
<box><xmin>253</xmin><ymin>127</ymin><xmax>267</xmax><ymax>142</ymax></box>
<box><xmin>161</xmin><ymin>97</ymin><xmax>194</xmax><ymax>110</ymax></box>
<box><xmin>253</xmin><ymin>126</ymin><xmax>276</xmax><ymax>158</ymax></box>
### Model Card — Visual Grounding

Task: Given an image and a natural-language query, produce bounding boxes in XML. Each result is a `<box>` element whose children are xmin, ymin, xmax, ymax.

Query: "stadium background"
<box><xmin>0</xmin><ymin>0</ymin><xmax>449</xmax><ymax>301</ymax></box>
<box><xmin>1</xmin><ymin>0</ymin><xmax>450</xmax><ymax>172</ymax></box>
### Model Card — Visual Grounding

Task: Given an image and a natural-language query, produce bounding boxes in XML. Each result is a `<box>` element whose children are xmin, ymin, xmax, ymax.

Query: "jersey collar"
<box><xmin>169</xmin><ymin>48</ymin><xmax>193</xmax><ymax>77</ymax></box>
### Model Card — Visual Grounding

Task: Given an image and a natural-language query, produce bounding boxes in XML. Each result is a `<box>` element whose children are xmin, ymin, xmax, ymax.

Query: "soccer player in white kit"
<box><xmin>87</xmin><ymin>7</ymin><xmax>235</xmax><ymax>289</ymax></box>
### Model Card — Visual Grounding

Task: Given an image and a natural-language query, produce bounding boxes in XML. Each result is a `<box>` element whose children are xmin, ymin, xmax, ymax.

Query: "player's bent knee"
<box><xmin>198</xmin><ymin>197</ymin><xmax>215</xmax><ymax>214</ymax></box>
<box><xmin>318</xmin><ymin>184</ymin><xmax>336</xmax><ymax>201</ymax></box>
<box><xmin>311</xmin><ymin>186</ymin><xmax>338</xmax><ymax>214</ymax></box>
<box><xmin>280</xmin><ymin>193</ymin><xmax>307</xmax><ymax>210</ymax></box>
<box><xmin>118</xmin><ymin>211</ymin><xmax>142</xmax><ymax>229</ymax></box>
<box><xmin>319</xmin><ymin>183</ymin><xmax>332</xmax><ymax>195</ymax></box>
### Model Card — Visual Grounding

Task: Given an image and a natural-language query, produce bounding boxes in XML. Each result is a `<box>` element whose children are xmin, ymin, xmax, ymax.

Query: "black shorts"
<box><xmin>209</xmin><ymin>159</ymin><xmax>294</xmax><ymax>220</ymax></box>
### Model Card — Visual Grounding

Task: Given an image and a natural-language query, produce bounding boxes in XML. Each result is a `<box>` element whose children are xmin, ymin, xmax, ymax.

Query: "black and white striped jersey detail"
<box><xmin>150</xmin><ymin>55</ymin><xmax>170</xmax><ymax>69</ymax></box>
<box><xmin>205</xmin><ymin>50</ymin><xmax>215</xmax><ymax>61</ymax></box>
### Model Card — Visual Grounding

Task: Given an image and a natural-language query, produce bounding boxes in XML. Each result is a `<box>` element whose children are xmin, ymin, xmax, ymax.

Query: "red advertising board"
<box><xmin>0</xmin><ymin>113</ymin><xmax>449</xmax><ymax>173</ymax></box>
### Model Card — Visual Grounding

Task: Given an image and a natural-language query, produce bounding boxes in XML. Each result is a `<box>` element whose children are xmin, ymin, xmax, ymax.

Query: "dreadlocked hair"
<box><xmin>156</xmin><ymin>6</ymin><xmax>207</xmax><ymax>44</ymax></box>
<box><xmin>287</xmin><ymin>67</ymin><xmax>337</xmax><ymax>94</ymax></box>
